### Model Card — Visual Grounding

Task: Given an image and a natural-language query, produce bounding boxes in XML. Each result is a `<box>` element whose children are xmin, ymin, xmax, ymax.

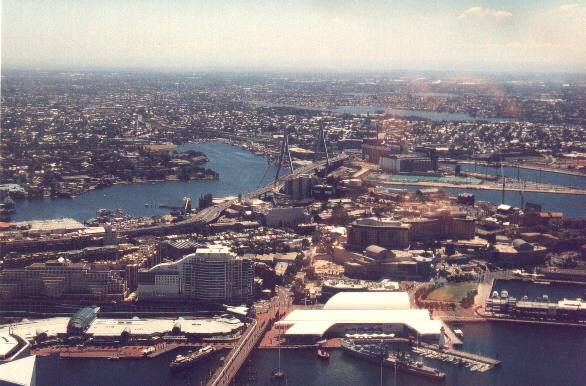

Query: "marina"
<box><xmin>233</xmin><ymin>322</ymin><xmax>586</xmax><ymax>386</ymax></box>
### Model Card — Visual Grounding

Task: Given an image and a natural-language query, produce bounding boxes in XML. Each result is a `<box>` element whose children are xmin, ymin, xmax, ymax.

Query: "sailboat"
<box><xmin>272</xmin><ymin>346</ymin><xmax>285</xmax><ymax>379</ymax></box>
<box><xmin>273</xmin><ymin>328</ymin><xmax>285</xmax><ymax>379</ymax></box>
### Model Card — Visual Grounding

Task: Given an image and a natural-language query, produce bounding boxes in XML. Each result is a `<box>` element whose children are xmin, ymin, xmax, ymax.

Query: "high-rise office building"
<box><xmin>138</xmin><ymin>245</ymin><xmax>254</xmax><ymax>304</ymax></box>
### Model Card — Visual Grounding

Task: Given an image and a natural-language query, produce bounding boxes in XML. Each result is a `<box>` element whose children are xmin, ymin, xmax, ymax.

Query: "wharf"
<box><xmin>486</xmin><ymin>317</ymin><xmax>586</xmax><ymax>328</ymax></box>
<box><xmin>57</xmin><ymin>346</ymin><xmax>148</xmax><ymax>359</ymax></box>
<box><xmin>373</xmin><ymin>179</ymin><xmax>586</xmax><ymax>195</ymax></box>
<box><xmin>416</xmin><ymin>343</ymin><xmax>501</xmax><ymax>370</ymax></box>
<box><xmin>34</xmin><ymin>342</ymin><xmax>234</xmax><ymax>360</ymax></box>
<box><xmin>445</xmin><ymin>347</ymin><xmax>501</xmax><ymax>367</ymax></box>
<box><xmin>146</xmin><ymin>343</ymin><xmax>182</xmax><ymax>358</ymax></box>
<box><xmin>207</xmin><ymin>288</ymin><xmax>292</xmax><ymax>386</ymax></box>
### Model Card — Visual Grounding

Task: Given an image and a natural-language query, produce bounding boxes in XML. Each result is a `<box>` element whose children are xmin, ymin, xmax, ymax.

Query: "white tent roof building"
<box><xmin>322</xmin><ymin>291</ymin><xmax>411</xmax><ymax>311</ymax></box>
<box><xmin>276</xmin><ymin>291</ymin><xmax>442</xmax><ymax>344</ymax></box>
<box><xmin>0</xmin><ymin>355</ymin><xmax>36</xmax><ymax>386</ymax></box>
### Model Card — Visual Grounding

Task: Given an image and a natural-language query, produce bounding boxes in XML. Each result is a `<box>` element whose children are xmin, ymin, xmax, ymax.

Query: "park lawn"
<box><xmin>426</xmin><ymin>282</ymin><xmax>478</xmax><ymax>302</ymax></box>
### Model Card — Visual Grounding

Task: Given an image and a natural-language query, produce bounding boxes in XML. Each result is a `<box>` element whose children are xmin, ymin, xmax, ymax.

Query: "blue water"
<box><xmin>453</xmin><ymin>163</ymin><xmax>586</xmax><ymax>189</ymax></box>
<box><xmin>334</xmin><ymin>105</ymin><xmax>509</xmax><ymax>122</ymax></box>
<box><xmin>35</xmin><ymin>348</ymin><xmax>225</xmax><ymax>386</ymax></box>
<box><xmin>415</xmin><ymin>92</ymin><xmax>456</xmax><ymax>97</ymax></box>
<box><xmin>492</xmin><ymin>279</ymin><xmax>585</xmax><ymax>302</ymax></box>
<box><xmin>255</xmin><ymin>101</ymin><xmax>506</xmax><ymax>122</ymax></box>
<box><xmin>12</xmin><ymin>142</ymin><xmax>279</xmax><ymax>222</ymax></box>
<box><xmin>13</xmin><ymin>140</ymin><xmax>586</xmax><ymax>221</ymax></box>
<box><xmin>33</xmin><ymin>323</ymin><xmax>586</xmax><ymax>386</ymax></box>
<box><xmin>236</xmin><ymin>323</ymin><xmax>586</xmax><ymax>386</ymax></box>
<box><xmin>379</xmin><ymin>184</ymin><xmax>586</xmax><ymax>218</ymax></box>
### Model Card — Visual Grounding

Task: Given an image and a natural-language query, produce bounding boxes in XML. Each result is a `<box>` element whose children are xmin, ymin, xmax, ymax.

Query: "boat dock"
<box><xmin>414</xmin><ymin>345</ymin><xmax>500</xmax><ymax>372</ymax></box>
<box><xmin>145</xmin><ymin>343</ymin><xmax>182</xmax><ymax>358</ymax></box>
<box><xmin>446</xmin><ymin>347</ymin><xmax>501</xmax><ymax>367</ymax></box>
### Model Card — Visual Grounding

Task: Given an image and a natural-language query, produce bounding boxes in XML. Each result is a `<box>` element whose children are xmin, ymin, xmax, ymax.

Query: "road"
<box><xmin>123</xmin><ymin>153</ymin><xmax>348</xmax><ymax>237</ymax></box>
<box><xmin>207</xmin><ymin>287</ymin><xmax>292</xmax><ymax>386</ymax></box>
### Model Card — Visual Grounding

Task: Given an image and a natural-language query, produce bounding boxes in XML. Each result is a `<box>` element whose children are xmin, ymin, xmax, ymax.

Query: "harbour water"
<box><xmin>35</xmin><ymin>347</ymin><xmax>225</xmax><ymax>386</ymax></box>
<box><xmin>12</xmin><ymin>142</ymin><xmax>279</xmax><ymax>222</ymax></box>
<box><xmin>333</xmin><ymin>105</ymin><xmax>509</xmax><ymax>122</ymax></box>
<box><xmin>12</xmin><ymin>141</ymin><xmax>586</xmax><ymax>222</ymax></box>
<box><xmin>491</xmin><ymin>279</ymin><xmax>585</xmax><ymax>302</ymax></box>
<box><xmin>234</xmin><ymin>322</ymin><xmax>586</xmax><ymax>386</ymax></box>
<box><xmin>453</xmin><ymin>163</ymin><xmax>586</xmax><ymax>189</ymax></box>
<box><xmin>255</xmin><ymin>101</ymin><xmax>508</xmax><ymax>122</ymax></box>
<box><xmin>380</xmin><ymin>184</ymin><xmax>586</xmax><ymax>218</ymax></box>
<box><xmin>32</xmin><ymin>322</ymin><xmax>586</xmax><ymax>386</ymax></box>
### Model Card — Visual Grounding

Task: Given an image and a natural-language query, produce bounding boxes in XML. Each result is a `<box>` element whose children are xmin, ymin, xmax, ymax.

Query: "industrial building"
<box><xmin>494</xmin><ymin>239</ymin><xmax>548</xmax><ymax>266</ymax></box>
<box><xmin>486</xmin><ymin>294</ymin><xmax>586</xmax><ymax>322</ymax></box>
<box><xmin>285</xmin><ymin>174</ymin><xmax>318</xmax><ymax>200</ymax></box>
<box><xmin>0</xmin><ymin>355</ymin><xmax>37</xmax><ymax>386</ymax></box>
<box><xmin>379</xmin><ymin>154</ymin><xmax>436</xmax><ymax>174</ymax></box>
<box><xmin>403</xmin><ymin>211</ymin><xmax>476</xmax><ymax>242</ymax></box>
<box><xmin>276</xmin><ymin>292</ymin><xmax>442</xmax><ymax>344</ymax></box>
<box><xmin>138</xmin><ymin>246</ymin><xmax>254</xmax><ymax>304</ymax></box>
<box><xmin>343</xmin><ymin>246</ymin><xmax>433</xmax><ymax>281</ymax></box>
<box><xmin>347</xmin><ymin>218</ymin><xmax>411</xmax><ymax>250</ymax></box>
<box><xmin>0</xmin><ymin>314</ymin><xmax>244</xmax><ymax>345</ymax></box>
<box><xmin>264</xmin><ymin>207</ymin><xmax>310</xmax><ymax>228</ymax></box>
<box><xmin>0</xmin><ymin>259</ymin><xmax>126</xmax><ymax>302</ymax></box>
<box><xmin>347</xmin><ymin>212</ymin><xmax>475</xmax><ymax>250</ymax></box>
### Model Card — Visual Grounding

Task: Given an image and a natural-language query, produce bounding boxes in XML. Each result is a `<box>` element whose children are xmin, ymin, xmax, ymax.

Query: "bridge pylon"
<box><xmin>274</xmin><ymin>124</ymin><xmax>294</xmax><ymax>183</ymax></box>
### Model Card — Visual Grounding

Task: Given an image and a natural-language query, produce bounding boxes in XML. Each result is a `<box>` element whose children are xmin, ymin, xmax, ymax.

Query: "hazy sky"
<box><xmin>2</xmin><ymin>0</ymin><xmax>585</xmax><ymax>72</ymax></box>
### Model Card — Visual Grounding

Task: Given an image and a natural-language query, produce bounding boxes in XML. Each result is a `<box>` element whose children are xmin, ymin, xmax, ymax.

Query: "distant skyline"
<box><xmin>2</xmin><ymin>1</ymin><xmax>586</xmax><ymax>73</ymax></box>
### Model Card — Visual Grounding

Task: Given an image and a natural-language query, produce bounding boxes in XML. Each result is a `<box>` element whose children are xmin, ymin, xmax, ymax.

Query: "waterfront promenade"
<box><xmin>207</xmin><ymin>288</ymin><xmax>291</xmax><ymax>386</ymax></box>
<box><xmin>372</xmin><ymin>179</ymin><xmax>586</xmax><ymax>195</ymax></box>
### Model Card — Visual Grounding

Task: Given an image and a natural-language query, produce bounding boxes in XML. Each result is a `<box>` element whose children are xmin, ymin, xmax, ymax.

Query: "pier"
<box><xmin>415</xmin><ymin>344</ymin><xmax>501</xmax><ymax>371</ymax></box>
<box><xmin>207</xmin><ymin>288</ymin><xmax>291</xmax><ymax>385</ymax></box>
<box><xmin>372</xmin><ymin>179</ymin><xmax>586</xmax><ymax>195</ymax></box>
<box><xmin>445</xmin><ymin>347</ymin><xmax>501</xmax><ymax>368</ymax></box>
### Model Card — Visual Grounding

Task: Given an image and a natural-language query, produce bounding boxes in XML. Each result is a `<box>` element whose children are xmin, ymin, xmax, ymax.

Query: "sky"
<box><xmin>2</xmin><ymin>0</ymin><xmax>585</xmax><ymax>73</ymax></box>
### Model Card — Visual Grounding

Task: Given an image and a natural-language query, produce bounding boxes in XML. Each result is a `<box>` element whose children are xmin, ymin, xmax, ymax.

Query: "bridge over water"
<box><xmin>122</xmin><ymin>153</ymin><xmax>348</xmax><ymax>237</ymax></box>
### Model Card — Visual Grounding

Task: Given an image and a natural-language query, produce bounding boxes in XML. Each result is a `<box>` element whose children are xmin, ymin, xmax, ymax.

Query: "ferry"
<box><xmin>169</xmin><ymin>345</ymin><xmax>215</xmax><ymax>371</ymax></box>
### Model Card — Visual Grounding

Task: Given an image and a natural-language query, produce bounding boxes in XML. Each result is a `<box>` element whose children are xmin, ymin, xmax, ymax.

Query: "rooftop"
<box><xmin>323</xmin><ymin>291</ymin><xmax>410</xmax><ymax>311</ymax></box>
<box><xmin>0</xmin><ymin>355</ymin><xmax>37</xmax><ymax>386</ymax></box>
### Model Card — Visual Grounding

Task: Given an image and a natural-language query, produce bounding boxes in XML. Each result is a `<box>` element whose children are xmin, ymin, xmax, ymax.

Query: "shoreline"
<box><xmin>372</xmin><ymin>179</ymin><xmax>586</xmax><ymax>195</ymax></box>
<box><xmin>450</xmin><ymin>160</ymin><xmax>586</xmax><ymax>178</ymax></box>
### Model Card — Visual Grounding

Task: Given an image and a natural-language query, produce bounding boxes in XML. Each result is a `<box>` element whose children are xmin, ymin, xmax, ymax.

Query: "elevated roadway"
<box><xmin>122</xmin><ymin>153</ymin><xmax>347</xmax><ymax>237</ymax></box>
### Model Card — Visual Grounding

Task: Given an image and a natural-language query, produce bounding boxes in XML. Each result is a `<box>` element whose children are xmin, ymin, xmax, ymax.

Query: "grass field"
<box><xmin>426</xmin><ymin>282</ymin><xmax>478</xmax><ymax>302</ymax></box>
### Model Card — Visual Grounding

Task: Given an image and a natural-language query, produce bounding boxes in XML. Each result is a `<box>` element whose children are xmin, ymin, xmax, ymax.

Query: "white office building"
<box><xmin>138</xmin><ymin>246</ymin><xmax>254</xmax><ymax>304</ymax></box>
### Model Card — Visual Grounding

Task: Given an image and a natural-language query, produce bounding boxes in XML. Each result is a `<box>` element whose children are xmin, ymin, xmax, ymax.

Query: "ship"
<box><xmin>385</xmin><ymin>352</ymin><xmax>446</xmax><ymax>381</ymax></box>
<box><xmin>340</xmin><ymin>339</ymin><xmax>385</xmax><ymax>364</ymax></box>
<box><xmin>341</xmin><ymin>340</ymin><xmax>445</xmax><ymax>381</ymax></box>
<box><xmin>169</xmin><ymin>345</ymin><xmax>215</xmax><ymax>371</ymax></box>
